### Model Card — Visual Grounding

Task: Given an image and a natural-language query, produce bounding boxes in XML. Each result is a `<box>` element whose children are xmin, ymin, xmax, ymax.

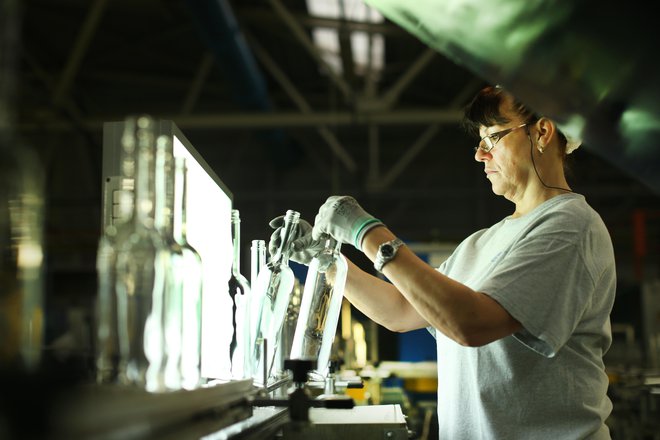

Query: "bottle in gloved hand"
<box><xmin>249</xmin><ymin>210</ymin><xmax>300</xmax><ymax>385</ymax></box>
<box><xmin>290</xmin><ymin>234</ymin><xmax>347</xmax><ymax>379</ymax></box>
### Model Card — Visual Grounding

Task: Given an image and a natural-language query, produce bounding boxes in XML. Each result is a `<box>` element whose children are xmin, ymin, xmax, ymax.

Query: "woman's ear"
<box><xmin>534</xmin><ymin>117</ymin><xmax>556</xmax><ymax>148</ymax></box>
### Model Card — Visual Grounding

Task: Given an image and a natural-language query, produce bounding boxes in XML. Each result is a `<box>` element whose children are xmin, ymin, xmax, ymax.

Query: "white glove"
<box><xmin>312</xmin><ymin>196</ymin><xmax>383</xmax><ymax>250</ymax></box>
<box><xmin>268</xmin><ymin>216</ymin><xmax>324</xmax><ymax>266</ymax></box>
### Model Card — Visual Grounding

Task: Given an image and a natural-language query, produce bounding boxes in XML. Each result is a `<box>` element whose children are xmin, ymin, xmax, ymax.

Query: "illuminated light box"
<box><xmin>102</xmin><ymin>119</ymin><xmax>233</xmax><ymax>380</ymax></box>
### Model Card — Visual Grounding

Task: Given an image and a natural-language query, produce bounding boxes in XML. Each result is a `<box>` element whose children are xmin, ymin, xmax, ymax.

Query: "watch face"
<box><xmin>381</xmin><ymin>244</ymin><xmax>394</xmax><ymax>257</ymax></box>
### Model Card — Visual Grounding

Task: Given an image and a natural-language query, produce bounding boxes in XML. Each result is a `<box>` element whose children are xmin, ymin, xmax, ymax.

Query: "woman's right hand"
<box><xmin>268</xmin><ymin>216</ymin><xmax>324</xmax><ymax>266</ymax></box>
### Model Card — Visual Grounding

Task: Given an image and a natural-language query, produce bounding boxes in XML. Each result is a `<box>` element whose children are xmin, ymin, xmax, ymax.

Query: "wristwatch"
<box><xmin>374</xmin><ymin>238</ymin><xmax>404</xmax><ymax>273</ymax></box>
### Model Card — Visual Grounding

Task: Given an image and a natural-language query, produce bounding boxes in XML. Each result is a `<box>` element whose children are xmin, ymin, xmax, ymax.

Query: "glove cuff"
<box><xmin>353</xmin><ymin>218</ymin><xmax>384</xmax><ymax>251</ymax></box>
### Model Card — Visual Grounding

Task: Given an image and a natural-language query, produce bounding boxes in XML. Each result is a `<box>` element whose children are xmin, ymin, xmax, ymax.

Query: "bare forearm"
<box><xmin>343</xmin><ymin>258</ymin><xmax>430</xmax><ymax>332</ymax></box>
<box><xmin>362</xmin><ymin>227</ymin><xmax>521</xmax><ymax>346</ymax></box>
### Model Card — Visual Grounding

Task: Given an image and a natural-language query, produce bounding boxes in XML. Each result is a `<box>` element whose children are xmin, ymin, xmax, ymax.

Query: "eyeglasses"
<box><xmin>475</xmin><ymin>123</ymin><xmax>528</xmax><ymax>153</ymax></box>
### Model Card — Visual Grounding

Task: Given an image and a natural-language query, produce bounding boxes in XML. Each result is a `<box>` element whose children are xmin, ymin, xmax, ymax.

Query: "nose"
<box><xmin>474</xmin><ymin>146</ymin><xmax>490</xmax><ymax>162</ymax></box>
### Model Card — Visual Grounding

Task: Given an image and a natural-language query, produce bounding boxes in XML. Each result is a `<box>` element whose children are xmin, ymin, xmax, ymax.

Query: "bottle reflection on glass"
<box><xmin>229</xmin><ymin>209</ymin><xmax>250</xmax><ymax>380</ymax></box>
<box><xmin>249</xmin><ymin>210</ymin><xmax>299</xmax><ymax>386</ymax></box>
<box><xmin>95</xmin><ymin>121</ymin><xmax>135</xmax><ymax>384</ymax></box>
<box><xmin>290</xmin><ymin>234</ymin><xmax>347</xmax><ymax>378</ymax></box>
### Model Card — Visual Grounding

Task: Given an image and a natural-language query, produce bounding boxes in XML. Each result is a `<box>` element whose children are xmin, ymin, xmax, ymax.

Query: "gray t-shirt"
<box><xmin>431</xmin><ymin>193</ymin><xmax>616</xmax><ymax>439</ymax></box>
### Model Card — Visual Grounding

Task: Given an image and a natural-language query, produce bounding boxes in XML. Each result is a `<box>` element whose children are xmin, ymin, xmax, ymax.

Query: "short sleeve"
<box><xmin>479</xmin><ymin>236</ymin><xmax>596</xmax><ymax>357</ymax></box>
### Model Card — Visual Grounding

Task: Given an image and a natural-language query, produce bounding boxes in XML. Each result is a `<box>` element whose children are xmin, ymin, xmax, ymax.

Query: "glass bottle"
<box><xmin>115</xmin><ymin>115</ymin><xmax>167</xmax><ymax>389</ymax></box>
<box><xmin>153</xmin><ymin>135</ymin><xmax>184</xmax><ymax>391</ymax></box>
<box><xmin>244</xmin><ymin>239</ymin><xmax>265</xmax><ymax>380</ymax></box>
<box><xmin>173</xmin><ymin>157</ymin><xmax>203</xmax><ymax>390</ymax></box>
<box><xmin>290</xmin><ymin>235</ymin><xmax>347</xmax><ymax>378</ymax></box>
<box><xmin>250</xmin><ymin>239</ymin><xmax>266</xmax><ymax>292</ymax></box>
<box><xmin>94</xmin><ymin>119</ymin><xmax>135</xmax><ymax>384</ymax></box>
<box><xmin>0</xmin><ymin>0</ymin><xmax>46</xmax><ymax>373</ymax></box>
<box><xmin>278</xmin><ymin>278</ymin><xmax>303</xmax><ymax>378</ymax></box>
<box><xmin>229</xmin><ymin>209</ymin><xmax>251</xmax><ymax>380</ymax></box>
<box><xmin>249</xmin><ymin>210</ymin><xmax>299</xmax><ymax>385</ymax></box>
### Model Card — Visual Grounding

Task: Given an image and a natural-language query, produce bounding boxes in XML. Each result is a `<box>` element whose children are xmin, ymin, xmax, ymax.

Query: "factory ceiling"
<box><xmin>10</xmin><ymin>0</ymin><xmax>660</xmax><ymax>284</ymax></box>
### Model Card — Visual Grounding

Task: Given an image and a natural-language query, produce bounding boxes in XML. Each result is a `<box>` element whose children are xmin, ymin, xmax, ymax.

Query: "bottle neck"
<box><xmin>133</xmin><ymin>119</ymin><xmax>156</xmax><ymax>228</ymax></box>
<box><xmin>172</xmin><ymin>158</ymin><xmax>188</xmax><ymax>244</ymax></box>
<box><xmin>251</xmin><ymin>239</ymin><xmax>266</xmax><ymax>287</ymax></box>
<box><xmin>154</xmin><ymin>136</ymin><xmax>173</xmax><ymax>234</ymax></box>
<box><xmin>271</xmin><ymin>211</ymin><xmax>300</xmax><ymax>266</ymax></box>
<box><xmin>116</xmin><ymin>146</ymin><xmax>135</xmax><ymax>225</ymax></box>
<box><xmin>231</xmin><ymin>211</ymin><xmax>241</xmax><ymax>275</ymax></box>
<box><xmin>325</xmin><ymin>235</ymin><xmax>340</xmax><ymax>253</ymax></box>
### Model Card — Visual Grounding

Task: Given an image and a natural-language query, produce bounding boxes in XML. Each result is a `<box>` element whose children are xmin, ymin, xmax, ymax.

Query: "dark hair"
<box><xmin>462</xmin><ymin>85</ymin><xmax>569</xmax><ymax>155</ymax></box>
<box><xmin>462</xmin><ymin>86</ymin><xmax>538</xmax><ymax>137</ymax></box>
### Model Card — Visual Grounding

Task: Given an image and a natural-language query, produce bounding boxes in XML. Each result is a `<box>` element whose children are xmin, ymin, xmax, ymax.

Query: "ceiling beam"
<box><xmin>237</xmin><ymin>8</ymin><xmax>407</xmax><ymax>37</ymax></box>
<box><xmin>369</xmin><ymin>124</ymin><xmax>440</xmax><ymax>192</ymax></box>
<box><xmin>18</xmin><ymin>109</ymin><xmax>463</xmax><ymax>132</ymax></box>
<box><xmin>368</xmin><ymin>79</ymin><xmax>483</xmax><ymax>192</ymax></box>
<box><xmin>52</xmin><ymin>0</ymin><xmax>108</xmax><ymax>107</ymax></box>
<box><xmin>380</xmin><ymin>48</ymin><xmax>436</xmax><ymax>109</ymax></box>
<box><xmin>181</xmin><ymin>52</ymin><xmax>215</xmax><ymax>115</ymax></box>
<box><xmin>337</xmin><ymin>0</ymin><xmax>357</xmax><ymax>87</ymax></box>
<box><xmin>269</xmin><ymin>0</ymin><xmax>354</xmax><ymax>104</ymax></box>
<box><xmin>247</xmin><ymin>32</ymin><xmax>357</xmax><ymax>172</ymax></box>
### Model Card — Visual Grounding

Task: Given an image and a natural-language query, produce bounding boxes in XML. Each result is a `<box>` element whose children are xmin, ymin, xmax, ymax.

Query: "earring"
<box><xmin>538</xmin><ymin>144</ymin><xmax>545</xmax><ymax>154</ymax></box>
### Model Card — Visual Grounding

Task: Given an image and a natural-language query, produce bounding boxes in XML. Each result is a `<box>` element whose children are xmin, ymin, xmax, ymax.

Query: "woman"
<box><xmin>272</xmin><ymin>85</ymin><xmax>616</xmax><ymax>439</ymax></box>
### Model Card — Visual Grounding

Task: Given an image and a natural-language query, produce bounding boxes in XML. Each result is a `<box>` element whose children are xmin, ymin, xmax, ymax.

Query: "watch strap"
<box><xmin>374</xmin><ymin>238</ymin><xmax>404</xmax><ymax>273</ymax></box>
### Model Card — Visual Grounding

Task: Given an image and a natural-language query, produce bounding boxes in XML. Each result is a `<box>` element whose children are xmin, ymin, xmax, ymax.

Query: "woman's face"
<box><xmin>475</xmin><ymin>120</ymin><xmax>536</xmax><ymax>202</ymax></box>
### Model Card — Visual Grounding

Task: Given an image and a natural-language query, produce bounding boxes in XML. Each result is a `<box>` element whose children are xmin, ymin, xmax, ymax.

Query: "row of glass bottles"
<box><xmin>94</xmin><ymin>117</ymin><xmax>349</xmax><ymax>389</ymax></box>
<box><xmin>95</xmin><ymin>115</ymin><xmax>203</xmax><ymax>392</ymax></box>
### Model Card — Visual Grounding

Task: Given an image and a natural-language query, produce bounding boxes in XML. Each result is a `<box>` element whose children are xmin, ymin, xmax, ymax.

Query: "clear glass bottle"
<box><xmin>244</xmin><ymin>239</ymin><xmax>265</xmax><ymax>380</ymax></box>
<box><xmin>290</xmin><ymin>235</ymin><xmax>347</xmax><ymax>378</ymax></box>
<box><xmin>229</xmin><ymin>209</ymin><xmax>251</xmax><ymax>380</ymax></box>
<box><xmin>249</xmin><ymin>210</ymin><xmax>299</xmax><ymax>385</ymax></box>
<box><xmin>0</xmin><ymin>0</ymin><xmax>46</xmax><ymax>373</ymax></box>
<box><xmin>153</xmin><ymin>135</ymin><xmax>184</xmax><ymax>391</ymax></box>
<box><xmin>115</xmin><ymin>115</ymin><xmax>167</xmax><ymax>389</ymax></box>
<box><xmin>94</xmin><ymin>119</ymin><xmax>135</xmax><ymax>384</ymax></box>
<box><xmin>173</xmin><ymin>157</ymin><xmax>203</xmax><ymax>390</ymax></box>
<box><xmin>278</xmin><ymin>278</ymin><xmax>303</xmax><ymax>378</ymax></box>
